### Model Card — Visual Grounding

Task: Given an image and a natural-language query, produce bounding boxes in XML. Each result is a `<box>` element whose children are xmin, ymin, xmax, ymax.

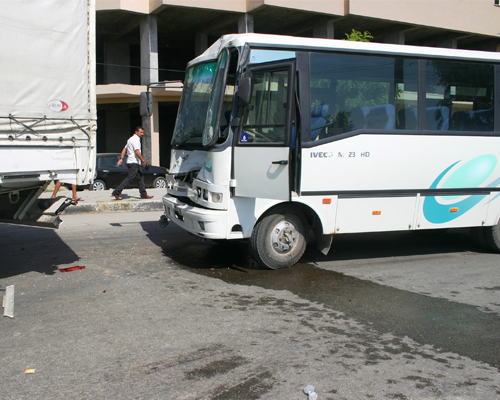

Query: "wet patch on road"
<box><xmin>158</xmin><ymin>230</ymin><xmax>500</xmax><ymax>371</ymax></box>
<box><xmin>199</xmin><ymin>286</ymin><xmax>499</xmax><ymax>398</ymax></box>
<box><xmin>198</xmin><ymin>263</ymin><xmax>500</xmax><ymax>370</ymax></box>
<box><xmin>184</xmin><ymin>355</ymin><xmax>249</xmax><ymax>380</ymax></box>
<box><xmin>103</xmin><ymin>342</ymin><xmax>276</xmax><ymax>399</ymax></box>
<box><xmin>206</xmin><ymin>371</ymin><xmax>275</xmax><ymax>400</ymax></box>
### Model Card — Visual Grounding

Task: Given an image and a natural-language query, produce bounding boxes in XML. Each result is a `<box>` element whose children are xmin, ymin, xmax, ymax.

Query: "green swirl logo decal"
<box><xmin>423</xmin><ymin>154</ymin><xmax>500</xmax><ymax>224</ymax></box>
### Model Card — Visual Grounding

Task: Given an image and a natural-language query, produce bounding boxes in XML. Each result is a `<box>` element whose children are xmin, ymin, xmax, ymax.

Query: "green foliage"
<box><xmin>332</xmin><ymin>110</ymin><xmax>353</xmax><ymax>134</ymax></box>
<box><xmin>337</xmin><ymin>80</ymin><xmax>389</xmax><ymax>109</ymax></box>
<box><xmin>344</xmin><ymin>29</ymin><xmax>373</xmax><ymax>42</ymax></box>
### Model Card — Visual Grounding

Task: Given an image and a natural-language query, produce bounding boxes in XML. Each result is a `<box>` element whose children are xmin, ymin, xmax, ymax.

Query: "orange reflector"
<box><xmin>322</xmin><ymin>198</ymin><xmax>331</xmax><ymax>204</ymax></box>
<box><xmin>372</xmin><ymin>211</ymin><xmax>381</xmax><ymax>215</ymax></box>
<box><xmin>450</xmin><ymin>207</ymin><xmax>459</xmax><ymax>212</ymax></box>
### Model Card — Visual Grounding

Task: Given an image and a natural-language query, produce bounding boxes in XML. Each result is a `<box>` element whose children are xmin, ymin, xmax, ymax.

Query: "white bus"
<box><xmin>153</xmin><ymin>33</ymin><xmax>500</xmax><ymax>269</ymax></box>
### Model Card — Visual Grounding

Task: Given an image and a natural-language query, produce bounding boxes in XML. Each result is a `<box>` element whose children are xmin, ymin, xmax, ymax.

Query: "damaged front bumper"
<box><xmin>162</xmin><ymin>194</ymin><xmax>227</xmax><ymax>239</ymax></box>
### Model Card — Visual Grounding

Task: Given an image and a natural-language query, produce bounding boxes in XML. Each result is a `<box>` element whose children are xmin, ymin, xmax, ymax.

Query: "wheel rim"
<box><xmin>155</xmin><ymin>179</ymin><xmax>166</xmax><ymax>188</ymax></box>
<box><xmin>93</xmin><ymin>182</ymin><xmax>105</xmax><ymax>190</ymax></box>
<box><xmin>270</xmin><ymin>220</ymin><xmax>299</xmax><ymax>254</ymax></box>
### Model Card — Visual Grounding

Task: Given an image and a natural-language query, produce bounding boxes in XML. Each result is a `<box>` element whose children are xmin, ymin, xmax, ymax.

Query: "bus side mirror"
<box><xmin>237</xmin><ymin>77</ymin><xmax>251</xmax><ymax>107</ymax></box>
<box><xmin>140</xmin><ymin>92</ymin><xmax>153</xmax><ymax>117</ymax></box>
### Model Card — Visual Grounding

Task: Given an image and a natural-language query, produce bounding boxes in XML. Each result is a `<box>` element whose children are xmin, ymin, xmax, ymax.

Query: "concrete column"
<box><xmin>195</xmin><ymin>31</ymin><xmax>208</xmax><ymax>57</ymax></box>
<box><xmin>151</xmin><ymin>100</ymin><xmax>160</xmax><ymax>166</ymax></box>
<box><xmin>384</xmin><ymin>31</ymin><xmax>405</xmax><ymax>45</ymax></box>
<box><xmin>140</xmin><ymin>15</ymin><xmax>159</xmax><ymax>85</ymax></box>
<box><xmin>140</xmin><ymin>100</ymin><xmax>160</xmax><ymax>165</ymax></box>
<box><xmin>141</xmin><ymin>115</ymin><xmax>152</xmax><ymax>164</ymax></box>
<box><xmin>140</xmin><ymin>14</ymin><xmax>159</xmax><ymax>165</ymax></box>
<box><xmin>313</xmin><ymin>20</ymin><xmax>335</xmax><ymax>39</ymax></box>
<box><xmin>437</xmin><ymin>38</ymin><xmax>458</xmax><ymax>49</ymax></box>
<box><xmin>104</xmin><ymin>40</ymin><xmax>130</xmax><ymax>84</ymax></box>
<box><xmin>238</xmin><ymin>14</ymin><xmax>254</xmax><ymax>33</ymax></box>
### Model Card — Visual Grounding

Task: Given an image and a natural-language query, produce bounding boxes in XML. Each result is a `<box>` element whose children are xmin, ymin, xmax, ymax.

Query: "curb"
<box><xmin>63</xmin><ymin>200</ymin><xmax>164</xmax><ymax>214</ymax></box>
<box><xmin>39</xmin><ymin>188</ymin><xmax>167</xmax><ymax>215</ymax></box>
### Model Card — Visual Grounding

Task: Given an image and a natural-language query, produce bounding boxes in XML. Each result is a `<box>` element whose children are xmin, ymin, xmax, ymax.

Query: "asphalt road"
<box><xmin>1</xmin><ymin>211</ymin><xmax>499</xmax><ymax>399</ymax></box>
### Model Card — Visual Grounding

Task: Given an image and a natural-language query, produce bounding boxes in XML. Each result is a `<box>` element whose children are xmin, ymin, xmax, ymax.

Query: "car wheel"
<box><xmin>249</xmin><ymin>206</ymin><xmax>308</xmax><ymax>269</ymax></box>
<box><xmin>91</xmin><ymin>179</ymin><xmax>107</xmax><ymax>191</ymax></box>
<box><xmin>153</xmin><ymin>176</ymin><xmax>167</xmax><ymax>188</ymax></box>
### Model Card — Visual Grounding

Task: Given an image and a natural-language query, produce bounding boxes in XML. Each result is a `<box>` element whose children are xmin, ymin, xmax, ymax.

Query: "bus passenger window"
<box><xmin>427</xmin><ymin>61</ymin><xmax>494</xmax><ymax>131</ymax></box>
<box><xmin>308</xmin><ymin>53</ymin><xmax>418</xmax><ymax>139</ymax></box>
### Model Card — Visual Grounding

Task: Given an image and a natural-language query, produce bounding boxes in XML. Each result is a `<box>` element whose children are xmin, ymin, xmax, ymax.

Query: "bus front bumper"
<box><xmin>162</xmin><ymin>194</ymin><xmax>227</xmax><ymax>239</ymax></box>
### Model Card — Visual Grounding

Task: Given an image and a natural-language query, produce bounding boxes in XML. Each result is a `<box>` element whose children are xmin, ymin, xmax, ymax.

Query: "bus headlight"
<box><xmin>211</xmin><ymin>192</ymin><xmax>222</xmax><ymax>203</ymax></box>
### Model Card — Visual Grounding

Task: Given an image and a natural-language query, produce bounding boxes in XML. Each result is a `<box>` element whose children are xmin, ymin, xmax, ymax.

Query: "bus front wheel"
<box><xmin>249</xmin><ymin>206</ymin><xmax>307</xmax><ymax>269</ymax></box>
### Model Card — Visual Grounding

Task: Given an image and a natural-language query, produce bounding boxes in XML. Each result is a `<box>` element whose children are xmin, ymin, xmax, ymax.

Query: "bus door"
<box><xmin>233</xmin><ymin>63</ymin><xmax>294</xmax><ymax>200</ymax></box>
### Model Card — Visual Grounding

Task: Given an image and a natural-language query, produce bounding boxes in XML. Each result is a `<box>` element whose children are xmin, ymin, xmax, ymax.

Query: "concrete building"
<box><xmin>95</xmin><ymin>0</ymin><xmax>500</xmax><ymax>167</ymax></box>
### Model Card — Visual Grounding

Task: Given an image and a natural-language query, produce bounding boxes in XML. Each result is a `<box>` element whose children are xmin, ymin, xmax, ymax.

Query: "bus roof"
<box><xmin>189</xmin><ymin>33</ymin><xmax>500</xmax><ymax>66</ymax></box>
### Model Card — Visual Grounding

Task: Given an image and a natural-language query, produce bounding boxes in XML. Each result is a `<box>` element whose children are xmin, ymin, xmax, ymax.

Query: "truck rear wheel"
<box><xmin>249</xmin><ymin>206</ymin><xmax>307</xmax><ymax>269</ymax></box>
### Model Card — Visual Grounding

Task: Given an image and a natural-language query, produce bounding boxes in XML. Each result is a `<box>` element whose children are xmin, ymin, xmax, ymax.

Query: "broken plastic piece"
<box><xmin>2</xmin><ymin>284</ymin><xmax>15</xmax><ymax>318</ymax></box>
<box><xmin>24</xmin><ymin>369</ymin><xmax>36</xmax><ymax>374</ymax></box>
<box><xmin>59</xmin><ymin>266</ymin><xmax>85</xmax><ymax>273</ymax></box>
<box><xmin>303</xmin><ymin>385</ymin><xmax>317</xmax><ymax>400</ymax></box>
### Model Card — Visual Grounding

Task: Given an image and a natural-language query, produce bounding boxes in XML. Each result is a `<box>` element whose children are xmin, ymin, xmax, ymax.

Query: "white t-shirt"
<box><xmin>126</xmin><ymin>134</ymin><xmax>141</xmax><ymax>164</ymax></box>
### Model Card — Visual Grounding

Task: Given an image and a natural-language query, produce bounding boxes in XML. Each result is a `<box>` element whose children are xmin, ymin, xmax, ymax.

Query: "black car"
<box><xmin>90</xmin><ymin>153</ymin><xmax>168</xmax><ymax>191</ymax></box>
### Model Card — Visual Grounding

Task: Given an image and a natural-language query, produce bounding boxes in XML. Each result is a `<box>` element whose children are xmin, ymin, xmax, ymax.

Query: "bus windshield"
<box><xmin>203</xmin><ymin>50</ymin><xmax>228</xmax><ymax>146</ymax></box>
<box><xmin>171</xmin><ymin>61</ymin><xmax>217</xmax><ymax>147</ymax></box>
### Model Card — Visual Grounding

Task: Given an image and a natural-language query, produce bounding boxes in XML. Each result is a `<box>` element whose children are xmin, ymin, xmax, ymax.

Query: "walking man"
<box><xmin>112</xmin><ymin>126</ymin><xmax>154</xmax><ymax>201</ymax></box>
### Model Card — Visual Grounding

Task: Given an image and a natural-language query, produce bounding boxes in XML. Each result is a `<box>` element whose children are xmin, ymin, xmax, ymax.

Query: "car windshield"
<box><xmin>171</xmin><ymin>61</ymin><xmax>217</xmax><ymax>147</ymax></box>
<box><xmin>98</xmin><ymin>155</ymin><xmax>121</xmax><ymax>168</ymax></box>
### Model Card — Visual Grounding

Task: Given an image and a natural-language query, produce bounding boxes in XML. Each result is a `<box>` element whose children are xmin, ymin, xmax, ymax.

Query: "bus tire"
<box><xmin>484</xmin><ymin>221</ymin><xmax>500</xmax><ymax>253</ymax></box>
<box><xmin>470</xmin><ymin>227</ymin><xmax>490</xmax><ymax>250</ymax></box>
<box><xmin>249</xmin><ymin>206</ymin><xmax>307</xmax><ymax>269</ymax></box>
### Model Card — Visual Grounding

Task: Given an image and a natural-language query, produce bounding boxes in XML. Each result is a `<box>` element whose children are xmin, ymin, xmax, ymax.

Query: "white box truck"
<box><xmin>0</xmin><ymin>0</ymin><xmax>96</xmax><ymax>227</ymax></box>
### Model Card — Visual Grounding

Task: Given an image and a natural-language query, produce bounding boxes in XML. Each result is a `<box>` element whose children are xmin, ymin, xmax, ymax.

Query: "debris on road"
<box><xmin>59</xmin><ymin>266</ymin><xmax>86</xmax><ymax>273</ymax></box>
<box><xmin>1</xmin><ymin>284</ymin><xmax>15</xmax><ymax>318</ymax></box>
<box><xmin>304</xmin><ymin>385</ymin><xmax>318</xmax><ymax>400</ymax></box>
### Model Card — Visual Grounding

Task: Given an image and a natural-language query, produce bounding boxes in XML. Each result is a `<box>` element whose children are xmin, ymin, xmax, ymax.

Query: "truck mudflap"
<box><xmin>162</xmin><ymin>194</ymin><xmax>227</xmax><ymax>239</ymax></box>
<box><xmin>0</xmin><ymin>183</ymin><xmax>76</xmax><ymax>228</ymax></box>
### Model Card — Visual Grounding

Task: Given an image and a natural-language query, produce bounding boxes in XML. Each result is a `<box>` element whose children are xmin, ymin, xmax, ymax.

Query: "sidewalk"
<box><xmin>39</xmin><ymin>186</ymin><xmax>166</xmax><ymax>214</ymax></box>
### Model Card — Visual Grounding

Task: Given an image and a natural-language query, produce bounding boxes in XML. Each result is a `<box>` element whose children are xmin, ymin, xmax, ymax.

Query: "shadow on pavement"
<box><xmin>140</xmin><ymin>217</ymin><xmax>486</xmax><ymax>271</ymax></box>
<box><xmin>302</xmin><ymin>228</ymin><xmax>487</xmax><ymax>264</ymax></box>
<box><xmin>139</xmin><ymin>219</ymin><xmax>260</xmax><ymax>271</ymax></box>
<box><xmin>0</xmin><ymin>223</ymin><xmax>79</xmax><ymax>278</ymax></box>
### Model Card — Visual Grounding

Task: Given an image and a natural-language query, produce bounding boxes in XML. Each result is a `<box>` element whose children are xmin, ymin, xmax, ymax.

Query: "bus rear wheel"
<box><xmin>470</xmin><ymin>227</ymin><xmax>490</xmax><ymax>250</ymax></box>
<box><xmin>249</xmin><ymin>206</ymin><xmax>307</xmax><ymax>269</ymax></box>
<box><xmin>484</xmin><ymin>220</ymin><xmax>500</xmax><ymax>253</ymax></box>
